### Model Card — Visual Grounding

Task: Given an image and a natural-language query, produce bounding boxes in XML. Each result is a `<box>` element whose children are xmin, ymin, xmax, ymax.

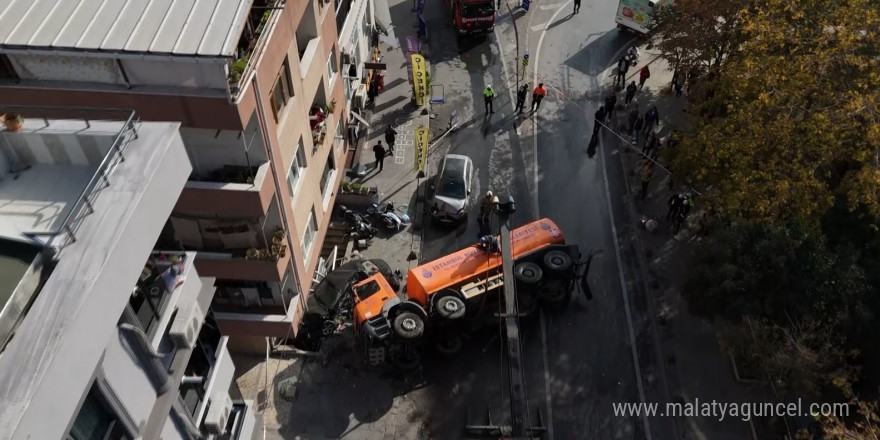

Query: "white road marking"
<box><xmin>539</xmin><ymin>3</ymin><xmax>566</xmax><ymax>10</ymax></box>
<box><xmin>532</xmin><ymin>3</ymin><xmax>571</xmax><ymax>439</ymax></box>
<box><xmin>530</xmin><ymin>23</ymin><xmax>549</xmax><ymax>32</ymax></box>
<box><xmin>595</xmin><ymin>39</ymin><xmax>653</xmax><ymax>440</ymax></box>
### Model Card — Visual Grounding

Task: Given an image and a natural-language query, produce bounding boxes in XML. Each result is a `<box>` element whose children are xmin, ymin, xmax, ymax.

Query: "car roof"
<box><xmin>441</xmin><ymin>154</ymin><xmax>470</xmax><ymax>178</ymax></box>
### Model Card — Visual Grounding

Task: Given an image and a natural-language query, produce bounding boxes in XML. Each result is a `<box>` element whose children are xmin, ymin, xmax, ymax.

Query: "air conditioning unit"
<box><xmin>204</xmin><ymin>394</ymin><xmax>233</xmax><ymax>435</ymax></box>
<box><xmin>353</xmin><ymin>84</ymin><xmax>368</xmax><ymax>110</ymax></box>
<box><xmin>169</xmin><ymin>303</ymin><xmax>205</xmax><ymax>349</ymax></box>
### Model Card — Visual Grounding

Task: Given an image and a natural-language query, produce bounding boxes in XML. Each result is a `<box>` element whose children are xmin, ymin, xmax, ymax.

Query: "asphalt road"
<box><xmin>419</xmin><ymin>0</ymin><xmax>675</xmax><ymax>439</ymax></box>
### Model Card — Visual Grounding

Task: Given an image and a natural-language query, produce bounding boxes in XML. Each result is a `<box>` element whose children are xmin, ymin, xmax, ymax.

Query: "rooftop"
<box><xmin>0</xmin><ymin>0</ymin><xmax>253</xmax><ymax>57</ymax></box>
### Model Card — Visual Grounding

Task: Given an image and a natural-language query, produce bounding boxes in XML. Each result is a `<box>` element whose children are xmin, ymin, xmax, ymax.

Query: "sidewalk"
<box><xmin>603</xmin><ymin>51</ymin><xmax>772</xmax><ymax>439</ymax></box>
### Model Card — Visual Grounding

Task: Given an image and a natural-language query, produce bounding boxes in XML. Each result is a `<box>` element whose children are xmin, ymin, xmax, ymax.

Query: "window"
<box><xmin>129</xmin><ymin>255</ymin><xmax>187</xmax><ymax>339</ymax></box>
<box><xmin>287</xmin><ymin>140</ymin><xmax>306</xmax><ymax>197</ymax></box>
<box><xmin>300</xmin><ymin>209</ymin><xmax>318</xmax><ymax>261</ymax></box>
<box><xmin>269</xmin><ymin>59</ymin><xmax>294</xmax><ymax>121</ymax></box>
<box><xmin>326</xmin><ymin>49</ymin><xmax>338</xmax><ymax>83</ymax></box>
<box><xmin>334</xmin><ymin>119</ymin><xmax>345</xmax><ymax>151</ymax></box>
<box><xmin>68</xmin><ymin>384</ymin><xmax>131</xmax><ymax>440</ymax></box>
<box><xmin>320</xmin><ymin>151</ymin><xmax>336</xmax><ymax>196</ymax></box>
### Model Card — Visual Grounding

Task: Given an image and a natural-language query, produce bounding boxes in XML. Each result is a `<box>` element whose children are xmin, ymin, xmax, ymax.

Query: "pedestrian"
<box><xmin>625</xmin><ymin>81</ymin><xmax>637</xmax><ymax>105</ymax></box>
<box><xmin>384</xmin><ymin>125</ymin><xmax>397</xmax><ymax>151</ymax></box>
<box><xmin>674</xmin><ymin>196</ymin><xmax>693</xmax><ymax>234</ymax></box>
<box><xmin>483</xmin><ymin>85</ymin><xmax>496</xmax><ymax>114</ymax></box>
<box><xmin>587</xmin><ymin>131</ymin><xmax>599</xmax><ymax>158</ymax></box>
<box><xmin>667</xmin><ymin>192</ymin><xmax>684</xmax><ymax>220</ymax></box>
<box><xmin>573</xmin><ymin>0</ymin><xmax>581</xmax><ymax>14</ymax></box>
<box><xmin>532</xmin><ymin>83</ymin><xmax>547</xmax><ymax>112</ymax></box>
<box><xmin>643</xmin><ymin>106</ymin><xmax>659</xmax><ymax>136</ymax></box>
<box><xmin>627</xmin><ymin>106</ymin><xmax>639</xmax><ymax>135</ymax></box>
<box><xmin>633</xmin><ymin>113</ymin><xmax>644</xmax><ymax>143</ymax></box>
<box><xmin>604</xmin><ymin>94</ymin><xmax>617</xmax><ymax>120</ymax></box>
<box><xmin>627</xmin><ymin>46</ymin><xmax>640</xmax><ymax>65</ymax></box>
<box><xmin>479</xmin><ymin>191</ymin><xmax>495</xmax><ymax>224</ymax></box>
<box><xmin>615</xmin><ymin>57</ymin><xmax>629</xmax><ymax>88</ymax></box>
<box><xmin>639</xmin><ymin>162</ymin><xmax>654</xmax><ymax>201</ymax></box>
<box><xmin>515</xmin><ymin>84</ymin><xmax>529</xmax><ymax>114</ymax></box>
<box><xmin>593</xmin><ymin>105</ymin><xmax>606</xmax><ymax>135</ymax></box>
<box><xmin>639</xmin><ymin>65</ymin><xmax>650</xmax><ymax>90</ymax></box>
<box><xmin>672</xmin><ymin>70</ymin><xmax>684</xmax><ymax>97</ymax></box>
<box><xmin>373</xmin><ymin>140</ymin><xmax>387</xmax><ymax>172</ymax></box>
<box><xmin>643</xmin><ymin>129</ymin><xmax>659</xmax><ymax>157</ymax></box>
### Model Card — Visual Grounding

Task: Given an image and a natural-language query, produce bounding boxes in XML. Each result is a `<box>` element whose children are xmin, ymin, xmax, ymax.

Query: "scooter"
<box><xmin>368</xmin><ymin>201</ymin><xmax>410</xmax><ymax>232</ymax></box>
<box><xmin>339</xmin><ymin>205</ymin><xmax>378</xmax><ymax>239</ymax></box>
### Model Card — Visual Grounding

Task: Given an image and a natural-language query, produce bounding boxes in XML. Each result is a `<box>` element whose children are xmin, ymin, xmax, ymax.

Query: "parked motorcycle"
<box><xmin>368</xmin><ymin>201</ymin><xmax>410</xmax><ymax>232</ymax></box>
<box><xmin>339</xmin><ymin>205</ymin><xmax>378</xmax><ymax>239</ymax></box>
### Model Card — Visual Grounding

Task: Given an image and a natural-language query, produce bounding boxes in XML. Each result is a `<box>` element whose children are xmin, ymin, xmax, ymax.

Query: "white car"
<box><xmin>430</xmin><ymin>154</ymin><xmax>474</xmax><ymax>224</ymax></box>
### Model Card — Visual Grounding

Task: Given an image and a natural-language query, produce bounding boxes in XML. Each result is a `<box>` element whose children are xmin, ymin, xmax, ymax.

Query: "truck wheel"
<box><xmin>541</xmin><ymin>279</ymin><xmax>572</xmax><ymax>308</ymax></box>
<box><xmin>435</xmin><ymin>292</ymin><xmax>466</xmax><ymax>320</ymax></box>
<box><xmin>515</xmin><ymin>262</ymin><xmax>543</xmax><ymax>284</ymax></box>
<box><xmin>393</xmin><ymin>311</ymin><xmax>425</xmax><ymax>339</ymax></box>
<box><xmin>393</xmin><ymin>350</ymin><xmax>421</xmax><ymax>370</ymax></box>
<box><xmin>435</xmin><ymin>333</ymin><xmax>463</xmax><ymax>355</ymax></box>
<box><xmin>543</xmin><ymin>250</ymin><xmax>573</xmax><ymax>272</ymax></box>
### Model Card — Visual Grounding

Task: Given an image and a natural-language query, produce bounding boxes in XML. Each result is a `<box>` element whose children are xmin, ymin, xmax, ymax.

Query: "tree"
<box><xmin>650</xmin><ymin>0</ymin><xmax>750</xmax><ymax>75</ymax></box>
<box><xmin>797</xmin><ymin>401</ymin><xmax>880</xmax><ymax>440</ymax></box>
<box><xmin>719</xmin><ymin>317</ymin><xmax>859</xmax><ymax>395</ymax></box>
<box><xmin>669</xmin><ymin>0</ymin><xmax>880</xmax><ymax>223</ymax></box>
<box><xmin>685</xmin><ymin>220</ymin><xmax>869</xmax><ymax>328</ymax></box>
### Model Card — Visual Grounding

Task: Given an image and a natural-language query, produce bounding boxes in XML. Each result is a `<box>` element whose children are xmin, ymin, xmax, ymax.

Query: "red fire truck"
<box><xmin>446</xmin><ymin>0</ymin><xmax>496</xmax><ymax>36</ymax></box>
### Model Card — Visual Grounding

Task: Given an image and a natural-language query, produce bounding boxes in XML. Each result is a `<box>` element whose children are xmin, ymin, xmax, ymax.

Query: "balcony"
<box><xmin>228</xmin><ymin>0</ymin><xmax>287</xmax><ymax>97</ymax></box>
<box><xmin>308</xmin><ymin>83</ymin><xmax>336</xmax><ymax>151</ymax></box>
<box><xmin>176</xmin><ymin>162</ymin><xmax>275</xmax><ymax>218</ymax></box>
<box><xmin>194</xmin><ymin>248</ymin><xmax>290</xmax><ymax>282</ymax></box>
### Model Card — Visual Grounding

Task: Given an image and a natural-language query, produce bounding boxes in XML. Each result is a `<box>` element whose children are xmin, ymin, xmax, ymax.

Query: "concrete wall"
<box><xmin>101</xmin><ymin>328</ymin><xmax>158</xmax><ymax>428</ymax></box>
<box><xmin>180</xmin><ymin>128</ymin><xmax>269</xmax><ymax>178</ymax></box>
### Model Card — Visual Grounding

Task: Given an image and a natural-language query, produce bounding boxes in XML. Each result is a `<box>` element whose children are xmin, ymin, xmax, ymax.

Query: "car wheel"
<box><xmin>515</xmin><ymin>262</ymin><xmax>543</xmax><ymax>284</ymax></box>
<box><xmin>393</xmin><ymin>311</ymin><xmax>425</xmax><ymax>339</ymax></box>
<box><xmin>543</xmin><ymin>250</ymin><xmax>573</xmax><ymax>273</ymax></box>
<box><xmin>435</xmin><ymin>292</ymin><xmax>466</xmax><ymax>320</ymax></box>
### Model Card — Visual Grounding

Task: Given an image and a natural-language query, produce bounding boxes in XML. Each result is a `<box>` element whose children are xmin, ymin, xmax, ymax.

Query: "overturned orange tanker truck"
<box><xmin>299</xmin><ymin>218</ymin><xmax>591</xmax><ymax>367</ymax></box>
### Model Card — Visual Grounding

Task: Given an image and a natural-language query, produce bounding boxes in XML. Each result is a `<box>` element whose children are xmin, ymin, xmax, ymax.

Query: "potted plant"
<box><xmin>324</xmin><ymin>99</ymin><xmax>337</xmax><ymax>114</ymax></box>
<box><xmin>273</xmin><ymin>228</ymin><xmax>285</xmax><ymax>245</ymax></box>
<box><xmin>3</xmin><ymin>113</ymin><xmax>23</xmax><ymax>132</ymax></box>
<box><xmin>246</xmin><ymin>248</ymin><xmax>260</xmax><ymax>260</ymax></box>
<box><xmin>229</xmin><ymin>56</ymin><xmax>249</xmax><ymax>83</ymax></box>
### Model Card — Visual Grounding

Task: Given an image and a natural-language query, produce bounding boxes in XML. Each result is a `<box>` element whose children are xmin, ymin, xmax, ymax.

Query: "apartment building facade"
<box><xmin>0</xmin><ymin>112</ymin><xmax>258</xmax><ymax>440</ymax></box>
<box><xmin>0</xmin><ymin>0</ymin><xmax>380</xmax><ymax>352</ymax></box>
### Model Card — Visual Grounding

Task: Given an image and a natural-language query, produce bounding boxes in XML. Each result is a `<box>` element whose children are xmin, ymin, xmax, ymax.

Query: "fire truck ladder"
<box><xmin>465</xmin><ymin>196</ymin><xmax>547</xmax><ymax>440</ymax></box>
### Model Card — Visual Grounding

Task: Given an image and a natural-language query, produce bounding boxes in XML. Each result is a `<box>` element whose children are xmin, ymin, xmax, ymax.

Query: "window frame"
<box><xmin>286</xmin><ymin>140</ymin><xmax>307</xmax><ymax>198</ymax></box>
<box><xmin>300</xmin><ymin>208</ymin><xmax>318</xmax><ymax>262</ymax></box>
<box><xmin>269</xmin><ymin>58</ymin><xmax>294</xmax><ymax>122</ymax></box>
<box><xmin>67</xmin><ymin>382</ymin><xmax>134</xmax><ymax>440</ymax></box>
<box><xmin>326</xmin><ymin>48</ymin><xmax>338</xmax><ymax>84</ymax></box>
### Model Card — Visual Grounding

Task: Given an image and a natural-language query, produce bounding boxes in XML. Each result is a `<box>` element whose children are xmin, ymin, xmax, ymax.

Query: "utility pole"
<box><xmin>506</xmin><ymin>2</ymin><xmax>521</xmax><ymax>91</ymax></box>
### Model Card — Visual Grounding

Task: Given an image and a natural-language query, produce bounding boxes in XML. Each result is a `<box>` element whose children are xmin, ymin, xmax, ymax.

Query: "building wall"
<box><xmin>101</xmin><ymin>329</ymin><xmax>159</xmax><ymax>429</ymax></box>
<box><xmin>235</xmin><ymin>0</ymin><xmax>347</xmax><ymax>299</ymax></box>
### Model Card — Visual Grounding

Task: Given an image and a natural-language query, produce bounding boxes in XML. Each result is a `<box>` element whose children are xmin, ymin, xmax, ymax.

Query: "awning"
<box><xmin>373</xmin><ymin>0</ymin><xmax>394</xmax><ymax>36</ymax></box>
<box><xmin>349</xmin><ymin>111</ymin><xmax>370</xmax><ymax>128</ymax></box>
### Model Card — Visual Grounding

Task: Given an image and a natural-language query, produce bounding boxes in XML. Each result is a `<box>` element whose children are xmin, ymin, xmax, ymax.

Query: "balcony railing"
<box><xmin>3</xmin><ymin>106</ymin><xmax>138</xmax><ymax>254</ymax></box>
<box><xmin>228</xmin><ymin>0</ymin><xmax>287</xmax><ymax>98</ymax></box>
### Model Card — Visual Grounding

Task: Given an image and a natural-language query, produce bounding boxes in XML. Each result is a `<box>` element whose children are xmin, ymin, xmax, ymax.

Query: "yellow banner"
<box><xmin>414</xmin><ymin>126</ymin><xmax>429</xmax><ymax>173</ymax></box>
<box><xmin>411</xmin><ymin>53</ymin><xmax>428</xmax><ymax>107</ymax></box>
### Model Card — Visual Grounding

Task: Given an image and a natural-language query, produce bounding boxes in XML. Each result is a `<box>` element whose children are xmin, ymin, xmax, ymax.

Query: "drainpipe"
<box><xmin>250</xmin><ymin>75</ymin><xmax>304</xmax><ymax>322</ymax></box>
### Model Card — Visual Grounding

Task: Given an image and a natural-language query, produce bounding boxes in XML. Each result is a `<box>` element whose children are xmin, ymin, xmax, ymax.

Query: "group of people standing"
<box><xmin>481</xmin><ymin>82</ymin><xmax>547</xmax><ymax>115</ymax></box>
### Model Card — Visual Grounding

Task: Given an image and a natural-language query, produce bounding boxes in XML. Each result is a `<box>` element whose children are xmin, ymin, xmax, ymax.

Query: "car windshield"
<box><xmin>462</xmin><ymin>2</ymin><xmax>495</xmax><ymax>16</ymax></box>
<box><xmin>437</xmin><ymin>179</ymin><xmax>467</xmax><ymax>199</ymax></box>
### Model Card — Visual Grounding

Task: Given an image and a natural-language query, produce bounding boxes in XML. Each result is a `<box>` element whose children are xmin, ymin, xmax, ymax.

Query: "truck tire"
<box><xmin>435</xmin><ymin>291</ymin><xmax>466</xmax><ymax>320</ymax></box>
<box><xmin>393</xmin><ymin>311</ymin><xmax>425</xmax><ymax>339</ymax></box>
<box><xmin>541</xmin><ymin>279</ymin><xmax>572</xmax><ymax>308</ymax></box>
<box><xmin>435</xmin><ymin>333</ymin><xmax>463</xmax><ymax>355</ymax></box>
<box><xmin>515</xmin><ymin>262</ymin><xmax>543</xmax><ymax>284</ymax></box>
<box><xmin>543</xmin><ymin>250</ymin><xmax>573</xmax><ymax>272</ymax></box>
<box><xmin>393</xmin><ymin>350</ymin><xmax>421</xmax><ymax>370</ymax></box>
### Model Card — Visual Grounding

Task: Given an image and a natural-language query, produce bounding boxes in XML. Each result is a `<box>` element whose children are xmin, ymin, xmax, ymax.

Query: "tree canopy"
<box><xmin>662</xmin><ymin>0</ymin><xmax>880</xmax><ymax>223</ymax></box>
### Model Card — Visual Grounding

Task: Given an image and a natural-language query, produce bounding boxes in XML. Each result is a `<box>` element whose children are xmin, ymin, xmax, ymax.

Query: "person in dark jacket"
<box><xmin>628</xmin><ymin>106</ymin><xmax>640</xmax><ymax>136</ymax></box>
<box><xmin>633</xmin><ymin>113</ymin><xmax>645</xmax><ymax>143</ymax></box>
<box><xmin>384</xmin><ymin>125</ymin><xmax>397</xmax><ymax>151</ymax></box>
<box><xmin>593</xmin><ymin>106</ymin><xmax>606</xmax><ymax>135</ymax></box>
<box><xmin>515</xmin><ymin>84</ymin><xmax>529</xmax><ymax>114</ymax></box>
<box><xmin>625</xmin><ymin>81</ymin><xmax>638</xmax><ymax>105</ymax></box>
<box><xmin>643</xmin><ymin>106</ymin><xmax>659</xmax><ymax>135</ymax></box>
<box><xmin>373</xmin><ymin>141</ymin><xmax>387</xmax><ymax>172</ymax></box>
<box><xmin>604</xmin><ymin>94</ymin><xmax>617</xmax><ymax>120</ymax></box>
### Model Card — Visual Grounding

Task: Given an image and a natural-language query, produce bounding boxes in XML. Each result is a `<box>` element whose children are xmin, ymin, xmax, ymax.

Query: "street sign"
<box><xmin>521</xmin><ymin>0</ymin><xmax>530</xmax><ymax>12</ymax></box>
<box><xmin>413</xmin><ymin>126</ymin><xmax>429</xmax><ymax>173</ymax></box>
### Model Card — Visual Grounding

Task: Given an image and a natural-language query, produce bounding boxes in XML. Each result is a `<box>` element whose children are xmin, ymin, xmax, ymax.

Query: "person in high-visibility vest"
<box><xmin>531</xmin><ymin>83</ymin><xmax>547</xmax><ymax>112</ymax></box>
<box><xmin>483</xmin><ymin>85</ymin><xmax>495</xmax><ymax>114</ymax></box>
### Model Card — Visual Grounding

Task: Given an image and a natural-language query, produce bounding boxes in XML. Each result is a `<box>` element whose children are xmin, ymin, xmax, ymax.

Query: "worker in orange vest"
<box><xmin>531</xmin><ymin>83</ymin><xmax>547</xmax><ymax>112</ymax></box>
